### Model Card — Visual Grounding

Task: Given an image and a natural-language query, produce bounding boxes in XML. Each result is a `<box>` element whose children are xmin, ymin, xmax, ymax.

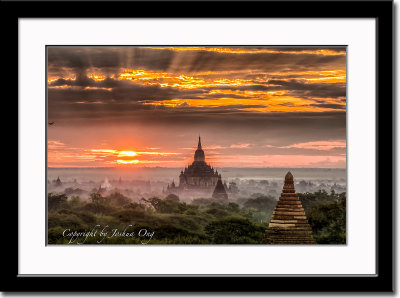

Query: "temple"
<box><xmin>212</xmin><ymin>174</ymin><xmax>228</xmax><ymax>201</ymax></box>
<box><xmin>264</xmin><ymin>171</ymin><xmax>316</xmax><ymax>244</ymax></box>
<box><xmin>166</xmin><ymin>136</ymin><xmax>229</xmax><ymax>200</ymax></box>
<box><xmin>53</xmin><ymin>176</ymin><xmax>62</xmax><ymax>186</ymax></box>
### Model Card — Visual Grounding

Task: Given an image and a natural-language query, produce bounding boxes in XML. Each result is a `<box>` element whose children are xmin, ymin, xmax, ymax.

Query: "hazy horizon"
<box><xmin>48</xmin><ymin>167</ymin><xmax>346</xmax><ymax>182</ymax></box>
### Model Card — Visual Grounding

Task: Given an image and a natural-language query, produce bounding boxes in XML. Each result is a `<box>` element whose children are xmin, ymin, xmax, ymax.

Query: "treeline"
<box><xmin>299</xmin><ymin>190</ymin><xmax>346</xmax><ymax>244</ymax></box>
<box><xmin>48</xmin><ymin>192</ymin><xmax>270</xmax><ymax>244</ymax></box>
<box><xmin>48</xmin><ymin>189</ymin><xmax>346</xmax><ymax>244</ymax></box>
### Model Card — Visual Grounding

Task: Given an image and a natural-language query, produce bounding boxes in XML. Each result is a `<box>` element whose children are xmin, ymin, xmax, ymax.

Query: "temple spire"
<box><xmin>194</xmin><ymin>135</ymin><xmax>205</xmax><ymax>162</ymax></box>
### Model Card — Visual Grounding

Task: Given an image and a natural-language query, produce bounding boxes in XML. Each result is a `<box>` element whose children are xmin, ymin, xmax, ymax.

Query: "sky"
<box><xmin>47</xmin><ymin>46</ymin><xmax>346</xmax><ymax>168</ymax></box>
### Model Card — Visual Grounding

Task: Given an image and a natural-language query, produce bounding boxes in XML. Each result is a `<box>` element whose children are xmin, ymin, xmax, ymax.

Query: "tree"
<box><xmin>141</xmin><ymin>197</ymin><xmax>187</xmax><ymax>214</ymax></box>
<box><xmin>68</xmin><ymin>195</ymin><xmax>82</xmax><ymax>208</ymax></box>
<box><xmin>83</xmin><ymin>193</ymin><xmax>113</xmax><ymax>214</ymax></box>
<box><xmin>241</xmin><ymin>195</ymin><xmax>277</xmax><ymax>223</ymax></box>
<box><xmin>165</xmin><ymin>193</ymin><xmax>180</xmax><ymax>201</ymax></box>
<box><xmin>90</xmin><ymin>192</ymin><xmax>108</xmax><ymax>205</ymax></box>
<box><xmin>304</xmin><ymin>192</ymin><xmax>346</xmax><ymax>244</ymax></box>
<box><xmin>48</xmin><ymin>193</ymin><xmax>68</xmax><ymax>210</ymax></box>
<box><xmin>205</xmin><ymin>217</ymin><xmax>265</xmax><ymax>244</ymax></box>
<box><xmin>125</xmin><ymin>202</ymin><xmax>145</xmax><ymax>210</ymax></box>
<box><xmin>299</xmin><ymin>190</ymin><xmax>344</xmax><ymax>211</ymax></box>
<box><xmin>227</xmin><ymin>202</ymin><xmax>240</xmax><ymax>213</ymax></box>
<box><xmin>107</xmin><ymin>192</ymin><xmax>131</xmax><ymax>207</ymax></box>
<box><xmin>243</xmin><ymin>195</ymin><xmax>276</xmax><ymax>212</ymax></box>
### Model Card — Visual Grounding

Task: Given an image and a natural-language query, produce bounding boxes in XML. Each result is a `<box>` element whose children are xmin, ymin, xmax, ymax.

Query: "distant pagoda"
<box><xmin>265</xmin><ymin>171</ymin><xmax>316</xmax><ymax>244</ymax></box>
<box><xmin>53</xmin><ymin>176</ymin><xmax>62</xmax><ymax>186</ymax></box>
<box><xmin>212</xmin><ymin>174</ymin><xmax>228</xmax><ymax>200</ymax></box>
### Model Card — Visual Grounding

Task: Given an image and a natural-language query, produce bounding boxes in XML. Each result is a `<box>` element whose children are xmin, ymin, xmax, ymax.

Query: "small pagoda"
<box><xmin>212</xmin><ymin>174</ymin><xmax>228</xmax><ymax>200</ymax></box>
<box><xmin>264</xmin><ymin>171</ymin><xmax>316</xmax><ymax>244</ymax></box>
<box><xmin>53</xmin><ymin>176</ymin><xmax>62</xmax><ymax>186</ymax></box>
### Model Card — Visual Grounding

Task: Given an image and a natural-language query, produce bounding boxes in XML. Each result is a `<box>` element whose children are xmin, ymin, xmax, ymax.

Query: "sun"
<box><xmin>118</xmin><ymin>151</ymin><xmax>137</xmax><ymax>157</ymax></box>
<box><xmin>116</xmin><ymin>151</ymin><xmax>139</xmax><ymax>165</ymax></box>
<box><xmin>117</xmin><ymin>159</ymin><xmax>139</xmax><ymax>164</ymax></box>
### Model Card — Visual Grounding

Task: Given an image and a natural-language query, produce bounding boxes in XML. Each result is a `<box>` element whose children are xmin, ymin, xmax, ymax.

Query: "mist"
<box><xmin>48</xmin><ymin>167</ymin><xmax>346</xmax><ymax>203</ymax></box>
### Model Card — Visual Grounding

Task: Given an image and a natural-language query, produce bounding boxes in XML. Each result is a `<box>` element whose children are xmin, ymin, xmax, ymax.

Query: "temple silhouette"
<box><xmin>53</xmin><ymin>176</ymin><xmax>62</xmax><ymax>186</ymax></box>
<box><xmin>212</xmin><ymin>175</ymin><xmax>228</xmax><ymax>200</ymax></box>
<box><xmin>165</xmin><ymin>136</ymin><xmax>229</xmax><ymax>200</ymax></box>
<box><xmin>264</xmin><ymin>171</ymin><xmax>316</xmax><ymax>244</ymax></box>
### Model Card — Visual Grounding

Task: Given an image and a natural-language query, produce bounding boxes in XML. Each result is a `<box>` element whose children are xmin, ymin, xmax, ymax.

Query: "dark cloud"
<box><xmin>48</xmin><ymin>46</ymin><xmax>346</xmax><ymax>75</ymax></box>
<box><xmin>268</xmin><ymin>79</ymin><xmax>345</xmax><ymax>99</ymax></box>
<box><xmin>48</xmin><ymin>81</ymin><xmax>205</xmax><ymax>103</ymax></box>
<box><xmin>209</xmin><ymin>84</ymin><xmax>278</xmax><ymax>92</ymax></box>
<box><xmin>48</xmin><ymin>75</ymin><xmax>344</xmax><ymax>112</ymax></box>
<box><xmin>49</xmin><ymin>76</ymin><xmax>126</xmax><ymax>88</ymax></box>
<box><xmin>48</xmin><ymin>47</ymin><xmax>174</xmax><ymax>75</ymax></box>
<box><xmin>172</xmin><ymin>51</ymin><xmax>345</xmax><ymax>73</ymax></box>
<box><xmin>310</xmin><ymin>103</ymin><xmax>346</xmax><ymax>110</ymax></box>
<box><xmin>49</xmin><ymin>94</ymin><xmax>345</xmax><ymax>130</ymax></box>
<box><xmin>48</xmin><ymin>78</ymin><xmax>274</xmax><ymax>105</ymax></box>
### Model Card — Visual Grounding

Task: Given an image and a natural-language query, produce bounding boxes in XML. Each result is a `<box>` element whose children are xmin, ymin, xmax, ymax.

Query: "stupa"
<box><xmin>212</xmin><ymin>174</ymin><xmax>228</xmax><ymax>200</ymax></box>
<box><xmin>264</xmin><ymin>171</ymin><xmax>316</xmax><ymax>244</ymax></box>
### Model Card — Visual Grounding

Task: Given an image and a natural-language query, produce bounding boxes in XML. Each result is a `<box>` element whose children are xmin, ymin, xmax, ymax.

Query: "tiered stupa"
<box><xmin>265</xmin><ymin>171</ymin><xmax>316</xmax><ymax>244</ymax></box>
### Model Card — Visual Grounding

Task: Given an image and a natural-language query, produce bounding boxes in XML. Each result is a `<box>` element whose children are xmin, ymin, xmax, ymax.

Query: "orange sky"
<box><xmin>47</xmin><ymin>46</ymin><xmax>346</xmax><ymax>168</ymax></box>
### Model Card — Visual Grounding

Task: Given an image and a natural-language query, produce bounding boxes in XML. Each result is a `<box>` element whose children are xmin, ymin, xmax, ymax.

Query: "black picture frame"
<box><xmin>7</xmin><ymin>0</ymin><xmax>393</xmax><ymax>293</ymax></box>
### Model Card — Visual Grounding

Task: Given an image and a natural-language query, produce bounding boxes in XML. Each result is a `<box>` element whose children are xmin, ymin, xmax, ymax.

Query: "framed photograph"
<box><xmin>8</xmin><ymin>0</ymin><xmax>393</xmax><ymax>292</ymax></box>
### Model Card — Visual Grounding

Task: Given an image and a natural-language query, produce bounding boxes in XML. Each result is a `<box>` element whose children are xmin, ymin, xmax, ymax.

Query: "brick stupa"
<box><xmin>265</xmin><ymin>171</ymin><xmax>316</xmax><ymax>244</ymax></box>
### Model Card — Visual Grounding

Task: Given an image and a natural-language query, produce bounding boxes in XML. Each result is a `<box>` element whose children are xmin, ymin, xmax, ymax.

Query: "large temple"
<box><xmin>166</xmin><ymin>136</ymin><xmax>228</xmax><ymax>200</ymax></box>
<box><xmin>264</xmin><ymin>172</ymin><xmax>316</xmax><ymax>244</ymax></box>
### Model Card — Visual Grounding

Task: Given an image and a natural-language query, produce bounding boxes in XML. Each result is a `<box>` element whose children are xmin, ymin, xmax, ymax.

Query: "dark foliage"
<box><xmin>165</xmin><ymin>193</ymin><xmax>180</xmax><ymax>201</ymax></box>
<box><xmin>48</xmin><ymin>193</ymin><xmax>68</xmax><ymax>211</ymax></box>
<box><xmin>205</xmin><ymin>217</ymin><xmax>265</xmax><ymax>244</ymax></box>
<box><xmin>107</xmin><ymin>192</ymin><xmax>131</xmax><ymax>207</ymax></box>
<box><xmin>298</xmin><ymin>190</ymin><xmax>346</xmax><ymax>244</ymax></box>
<box><xmin>47</xmin><ymin>190</ymin><xmax>345</xmax><ymax>245</ymax></box>
<box><xmin>141</xmin><ymin>197</ymin><xmax>188</xmax><ymax>214</ymax></box>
